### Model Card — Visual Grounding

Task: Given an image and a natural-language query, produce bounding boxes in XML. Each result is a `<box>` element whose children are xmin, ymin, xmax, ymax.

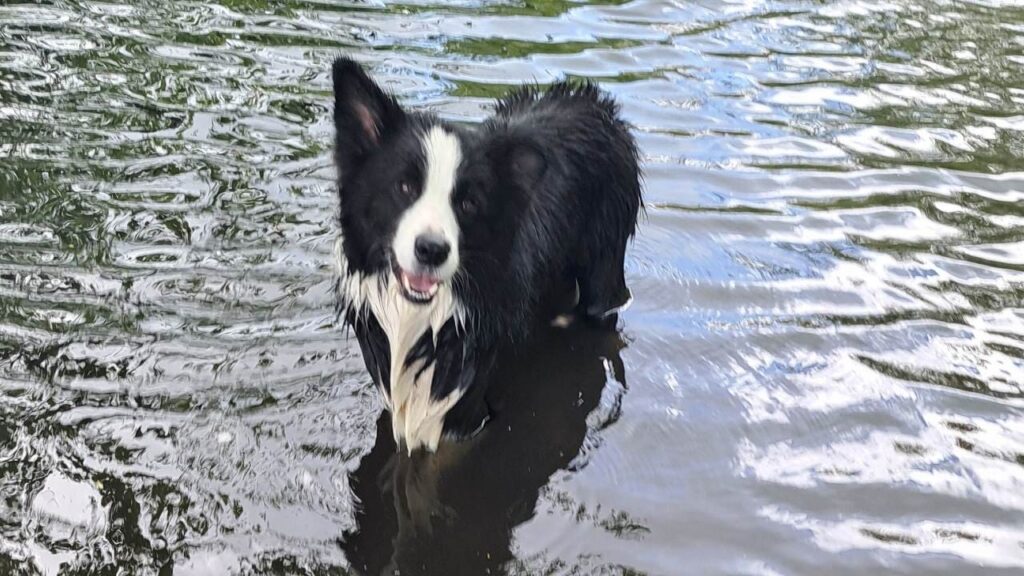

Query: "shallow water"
<box><xmin>2</xmin><ymin>0</ymin><xmax>1023</xmax><ymax>574</ymax></box>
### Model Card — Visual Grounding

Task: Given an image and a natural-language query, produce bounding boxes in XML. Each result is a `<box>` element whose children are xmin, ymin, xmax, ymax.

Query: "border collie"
<box><xmin>331</xmin><ymin>57</ymin><xmax>641</xmax><ymax>452</ymax></box>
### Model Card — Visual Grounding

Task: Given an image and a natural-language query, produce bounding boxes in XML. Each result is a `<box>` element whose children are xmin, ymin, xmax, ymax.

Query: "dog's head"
<box><xmin>332</xmin><ymin>57</ymin><xmax>545</xmax><ymax>305</ymax></box>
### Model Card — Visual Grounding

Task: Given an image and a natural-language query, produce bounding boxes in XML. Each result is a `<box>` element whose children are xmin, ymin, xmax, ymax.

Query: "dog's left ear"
<box><xmin>489</xmin><ymin>138</ymin><xmax>547</xmax><ymax>190</ymax></box>
<box><xmin>332</xmin><ymin>57</ymin><xmax>405</xmax><ymax>177</ymax></box>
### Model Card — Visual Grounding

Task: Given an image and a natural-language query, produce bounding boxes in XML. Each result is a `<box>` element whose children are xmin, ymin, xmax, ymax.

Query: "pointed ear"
<box><xmin>488</xmin><ymin>138</ymin><xmax>547</xmax><ymax>190</ymax></box>
<box><xmin>332</xmin><ymin>57</ymin><xmax>405</xmax><ymax>177</ymax></box>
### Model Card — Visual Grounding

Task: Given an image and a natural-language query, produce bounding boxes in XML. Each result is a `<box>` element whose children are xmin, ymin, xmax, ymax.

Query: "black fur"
<box><xmin>332</xmin><ymin>57</ymin><xmax>641</xmax><ymax>446</ymax></box>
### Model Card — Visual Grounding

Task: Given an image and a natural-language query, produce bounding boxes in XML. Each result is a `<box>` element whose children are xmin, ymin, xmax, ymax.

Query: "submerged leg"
<box><xmin>577</xmin><ymin>245</ymin><xmax>631</xmax><ymax>326</ymax></box>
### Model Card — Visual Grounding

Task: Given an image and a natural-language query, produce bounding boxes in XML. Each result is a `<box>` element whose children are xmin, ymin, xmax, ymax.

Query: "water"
<box><xmin>1</xmin><ymin>0</ymin><xmax>1023</xmax><ymax>574</ymax></box>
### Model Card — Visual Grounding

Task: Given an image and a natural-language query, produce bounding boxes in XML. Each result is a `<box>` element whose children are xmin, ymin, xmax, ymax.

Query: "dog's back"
<box><xmin>488</xmin><ymin>82</ymin><xmax>642</xmax><ymax>322</ymax></box>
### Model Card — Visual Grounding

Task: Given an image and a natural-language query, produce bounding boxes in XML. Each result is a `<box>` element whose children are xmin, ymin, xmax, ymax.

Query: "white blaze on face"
<box><xmin>392</xmin><ymin>126</ymin><xmax>462</xmax><ymax>280</ymax></box>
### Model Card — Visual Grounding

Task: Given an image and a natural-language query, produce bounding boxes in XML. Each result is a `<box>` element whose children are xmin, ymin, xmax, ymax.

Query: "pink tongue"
<box><xmin>405</xmin><ymin>272</ymin><xmax>438</xmax><ymax>293</ymax></box>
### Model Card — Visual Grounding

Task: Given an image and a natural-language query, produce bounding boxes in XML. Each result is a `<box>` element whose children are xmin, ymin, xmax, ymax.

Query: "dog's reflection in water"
<box><xmin>340</xmin><ymin>322</ymin><xmax>626</xmax><ymax>575</ymax></box>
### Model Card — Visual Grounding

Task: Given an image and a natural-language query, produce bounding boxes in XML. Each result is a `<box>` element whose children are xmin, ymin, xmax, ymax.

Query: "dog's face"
<box><xmin>332</xmin><ymin>58</ymin><xmax>545</xmax><ymax>305</ymax></box>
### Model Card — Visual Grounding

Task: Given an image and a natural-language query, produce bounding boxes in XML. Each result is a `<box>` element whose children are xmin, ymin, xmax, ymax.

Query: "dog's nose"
<box><xmin>414</xmin><ymin>234</ymin><xmax>450</xmax><ymax>267</ymax></box>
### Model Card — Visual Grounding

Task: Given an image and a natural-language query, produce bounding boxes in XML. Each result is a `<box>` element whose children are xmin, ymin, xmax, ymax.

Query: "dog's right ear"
<box><xmin>332</xmin><ymin>57</ymin><xmax>404</xmax><ymax>177</ymax></box>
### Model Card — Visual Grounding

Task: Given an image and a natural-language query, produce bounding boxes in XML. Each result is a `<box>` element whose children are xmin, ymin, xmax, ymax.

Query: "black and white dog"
<box><xmin>332</xmin><ymin>57</ymin><xmax>641</xmax><ymax>452</ymax></box>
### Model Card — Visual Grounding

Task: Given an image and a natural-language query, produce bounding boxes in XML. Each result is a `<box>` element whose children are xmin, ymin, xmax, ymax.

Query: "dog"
<box><xmin>331</xmin><ymin>57</ymin><xmax>641</xmax><ymax>452</ymax></box>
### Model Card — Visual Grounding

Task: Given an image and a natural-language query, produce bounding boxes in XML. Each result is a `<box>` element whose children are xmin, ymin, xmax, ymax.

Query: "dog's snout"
<box><xmin>414</xmin><ymin>234</ymin><xmax>450</xmax><ymax>267</ymax></box>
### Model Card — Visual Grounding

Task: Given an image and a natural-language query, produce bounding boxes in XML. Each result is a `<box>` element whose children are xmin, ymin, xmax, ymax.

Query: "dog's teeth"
<box><xmin>396</xmin><ymin>268</ymin><xmax>439</xmax><ymax>301</ymax></box>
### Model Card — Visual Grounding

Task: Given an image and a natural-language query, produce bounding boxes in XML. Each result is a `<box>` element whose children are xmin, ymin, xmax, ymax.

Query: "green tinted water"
<box><xmin>1</xmin><ymin>1</ymin><xmax>1023</xmax><ymax>574</ymax></box>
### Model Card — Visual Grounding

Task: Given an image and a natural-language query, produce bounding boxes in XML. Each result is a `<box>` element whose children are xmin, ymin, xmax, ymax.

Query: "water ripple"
<box><xmin>1</xmin><ymin>0</ymin><xmax>1023</xmax><ymax>574</ymax></box>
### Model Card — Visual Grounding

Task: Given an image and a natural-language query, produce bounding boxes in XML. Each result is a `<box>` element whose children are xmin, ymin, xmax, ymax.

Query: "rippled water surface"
<box><xmin>2</xmin><ymin>0</ymin><xmax>1024</xmax><ymax>574</ymax></box>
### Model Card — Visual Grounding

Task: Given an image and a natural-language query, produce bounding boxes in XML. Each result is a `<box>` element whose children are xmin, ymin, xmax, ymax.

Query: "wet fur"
<box><xmin>332</xmin><ymin>57</ymin><xmax>641</xmax><ymax>451</ymax></box>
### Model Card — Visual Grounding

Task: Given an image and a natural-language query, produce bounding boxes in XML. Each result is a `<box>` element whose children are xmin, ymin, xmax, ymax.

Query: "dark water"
<box><xmin>2</xmin><ymin>0</ymin><xmax>1023</xmax><ymax>574</ymax></box>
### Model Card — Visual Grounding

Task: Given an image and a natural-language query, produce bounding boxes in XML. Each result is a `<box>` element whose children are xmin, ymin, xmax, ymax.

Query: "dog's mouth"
<box><xmin>393</xmin><ymin>263</ymin><xmax>441</xmax><ymax>303</ymax></box>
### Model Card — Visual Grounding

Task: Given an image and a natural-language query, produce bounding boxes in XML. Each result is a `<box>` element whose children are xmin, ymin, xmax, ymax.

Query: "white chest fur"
<box><xmin>335</xmin><ymin>238</ymin><xmax>465</xmax><ymax>452</ymax></box>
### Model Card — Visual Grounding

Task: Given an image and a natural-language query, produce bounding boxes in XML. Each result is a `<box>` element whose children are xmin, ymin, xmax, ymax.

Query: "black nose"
<box><xmin>414</xmin><ymin>234</ymin><xmax>450</xmax><ymax>267</ymax></box>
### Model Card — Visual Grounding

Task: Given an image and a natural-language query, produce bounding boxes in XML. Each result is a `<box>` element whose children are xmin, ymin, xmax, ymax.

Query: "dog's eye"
<box><xmin>398</xmin><ymin>180</ymin><xmax>414</xmax><ymax>199</ymax></box>
<box><xmin>459</xmin><ymin>196</ymin><xmax>478</xmax><ymax>215</ymax></box>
